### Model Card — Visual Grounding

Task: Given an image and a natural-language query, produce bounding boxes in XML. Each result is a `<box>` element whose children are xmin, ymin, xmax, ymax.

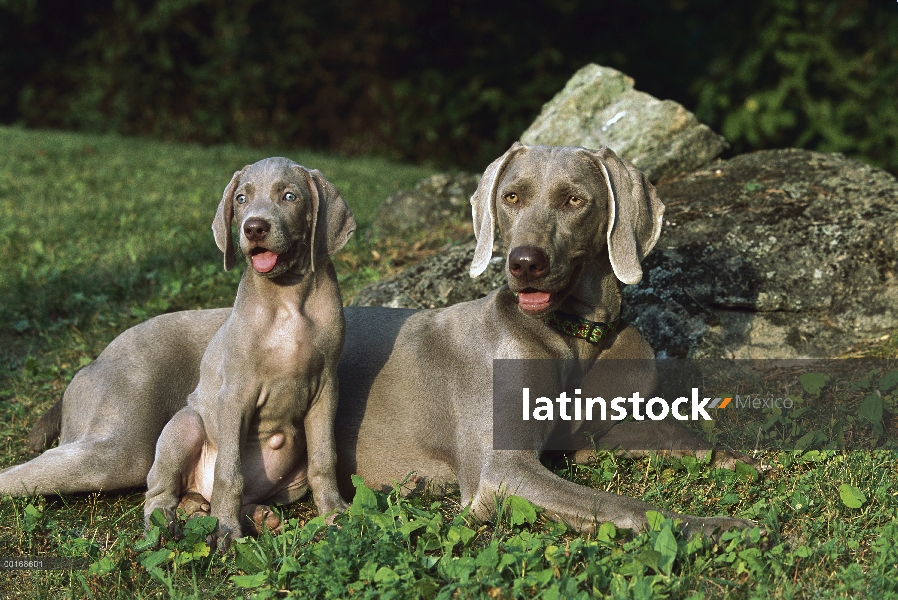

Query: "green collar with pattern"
<box><xmin>543</xmin><ymin>311</ymin><xmax>618</xmax><ymax>344</ymax></box>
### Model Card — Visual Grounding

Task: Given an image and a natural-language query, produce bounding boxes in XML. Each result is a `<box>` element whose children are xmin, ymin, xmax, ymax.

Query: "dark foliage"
<box><xmin>0</xmin><ymin>0</ymin><xmax>895</xmax><ymax>171</ymax></box>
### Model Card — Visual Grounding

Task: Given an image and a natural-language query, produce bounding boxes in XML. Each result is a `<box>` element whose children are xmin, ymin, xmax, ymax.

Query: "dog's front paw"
<box><xmin>145</xmin><ymin>507</ymin><xmax>182</xmax><ymax>541</ymax></box>
<box><xmin>206</xmin><ymin>518</ymin><xmax>242</xmax><ymax>552</ymax></box>
<box><xmin>701</xmin><ymin>449</ymin><xmax>769</xmax><ymax>473</ymax></box>
<box><xmin>178</xmin><ymin>491</ymin><xmax>211</xmax><ymax>519</ymax></box>
<box><xmin>679</xmin><ymin>515</ymin><xmax>762</xmax><ymax>541</ymax></box>
<box><xmin>246</xmin><ymin>504</ymin><xmax>283</xmax><ymax>535</ymax></box>
<box><xmin>317</xmin><ymin>493</ymin><xmax>349</xmax><ymax>525</ymax></box>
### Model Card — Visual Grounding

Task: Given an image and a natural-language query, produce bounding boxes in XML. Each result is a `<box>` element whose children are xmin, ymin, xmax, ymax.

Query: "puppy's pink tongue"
<box><xmin>251</xmin><ymin>251</ymin><xmax>279</xmax><ymax>273</ymax></box>
<box><xmin>518</xmin><ymin>291</ymin><xmax>551</xmax><ymax>311</ymax></box>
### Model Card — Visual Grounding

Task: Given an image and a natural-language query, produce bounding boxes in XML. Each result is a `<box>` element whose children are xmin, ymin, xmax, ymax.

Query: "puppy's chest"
<box><xmin>224</xmin><ymin>313</ymin><xmax>325</xmax><ymax>400</ymax></box>
<box><xmin>234</xmin><ymin>304</ymin><xmax>320</xmax><ymax>361</ymax></box>
<box><xmin>225</xmin><ymin>342</ymin><xmax>323</xmax><ymax>423</ymax></box>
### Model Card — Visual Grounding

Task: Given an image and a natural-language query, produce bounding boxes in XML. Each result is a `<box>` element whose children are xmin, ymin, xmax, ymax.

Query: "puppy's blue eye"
<box><xmin>236</xmin><ymin>194</ymin><xmax>247</xmax><ymax>204</ymax></box>
<box><xmin>284</xmin><ymin>192</ymin><xmax>296</xmax><ymax>202</ymax></box>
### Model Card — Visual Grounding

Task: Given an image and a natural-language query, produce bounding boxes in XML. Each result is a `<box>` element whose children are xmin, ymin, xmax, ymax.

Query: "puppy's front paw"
<box><xmin>207</xmin><ymin>518</ymin><xmax>242</xmax><ymax>552</ymax></box>
<box><xmin>145</xmin><ymin>507</ymin><xmax>181</xmax><ymax>541</ymax></box>
<box><xmin>178</xmin><ymin>491</ymin><xmax>211</xmax><ymax>519</ymax></box>
<box><xmin>317</xmin><ymin>492</ymin><xmax>349</xmax><ymax>525</ymax></box>
<box><xmin>246</xmin><ymin>504</ymin><xmax>283</xmax><ymax>535</ymax></box>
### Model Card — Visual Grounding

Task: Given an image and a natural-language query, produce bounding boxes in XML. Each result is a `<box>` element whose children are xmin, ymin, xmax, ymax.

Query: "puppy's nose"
<box><xmin>243</xmin><ymin>218</ymin><xmax>270</xmax><ymax>242</ymax></box>
<box><xmin>508</xmin><ymin>246</ymin><xmax>549</xmax><ymax>281</ymax></box>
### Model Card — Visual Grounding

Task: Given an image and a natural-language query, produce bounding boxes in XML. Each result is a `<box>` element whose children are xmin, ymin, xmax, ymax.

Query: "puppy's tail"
<box><xmin>28</xmin><ymin>398</ymin><xmax>63</xmax><ymax>452</ymax></box>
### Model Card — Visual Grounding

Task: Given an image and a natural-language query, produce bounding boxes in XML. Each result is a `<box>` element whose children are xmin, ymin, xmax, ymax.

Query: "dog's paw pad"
<box><xmin>249</xmin><ymin>505</ymin><xmax>282</xmax><ymax>535</ymax></box>
<box><xmin>178</xmin><ymin>491</ymin><xmax>211</xmax><ymax>518</ymax></box>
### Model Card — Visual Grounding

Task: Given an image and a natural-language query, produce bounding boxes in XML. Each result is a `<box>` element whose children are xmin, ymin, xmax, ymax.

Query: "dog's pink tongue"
<box><xmin>518</xmin><ymin>291</ymin><xmax>551</xmax><ymax>311</ymax></box>
<box><xmin>251</xmin><ymin>251</ymin><xmax>279</xmax><ymax>273</ymax></box>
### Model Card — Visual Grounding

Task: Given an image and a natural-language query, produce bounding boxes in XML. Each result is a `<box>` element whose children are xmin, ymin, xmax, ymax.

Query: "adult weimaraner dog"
<box><xmin>143</xmin><ymin>158</ymin><xmax>353</xmax><ymax>546</ymax></box>
<box><xmin>1</xmin><ymin>144</ymin><xmax>751</xmax><ymax>537</ymax></box>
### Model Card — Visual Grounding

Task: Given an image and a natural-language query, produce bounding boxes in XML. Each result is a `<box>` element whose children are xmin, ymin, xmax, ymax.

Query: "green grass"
<box><xmin>1</xmin><ymin>126</ymin><xmax>897</xmax><ymax>598</ymax></box>
<box><xmin>0</xmin><ymin>126</ymin><xmax>437</xmax><ymax>408</ymax></box>
<box><xmin>0</xmin><ymin>125</ymin><xmax>434</xmax><ymax>332</ymax></box>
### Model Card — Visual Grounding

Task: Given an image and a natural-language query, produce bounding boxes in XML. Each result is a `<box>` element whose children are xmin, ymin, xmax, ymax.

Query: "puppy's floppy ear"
<box><xmin>585</xmin><ymin>147</ymin><xmax>664</xmax><ymax>285</ymax></box>
<box><xmin>470</xmin><ymin>141</ymin><xmax>526</xmax><ymax>278</ymax></box>
<box><xmin>303</xmin><ymin>168</ymin><xmax>356</xmax><ymax>272</ymax></box>
<box><xmin>212</xmin><ymin>166</ymin><xmax>248</xmax><ymax>271</ymax></box>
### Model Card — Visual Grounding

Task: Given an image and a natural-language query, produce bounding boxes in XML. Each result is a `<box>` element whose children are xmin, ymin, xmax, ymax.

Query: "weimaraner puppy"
<box><xmin>3</xmin><ymin>144</ymin><xmax>750</xmax><ymax>537</ymax></box>
<box><xmin>145</xmin><ymin>157</ymin><xmax>354</xmax><ymax>544</ymax></box>
<box><xmin>2</xmin><ymin>157</ymin><xmax>355</xmax><ymax>540</ymax></box>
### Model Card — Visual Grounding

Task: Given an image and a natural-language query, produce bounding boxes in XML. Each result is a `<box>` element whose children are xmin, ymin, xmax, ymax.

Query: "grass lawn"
<box><xmin>1</xmin><ymin>126</ymin><xmax>897</xmax><ymax>598</ymax></box>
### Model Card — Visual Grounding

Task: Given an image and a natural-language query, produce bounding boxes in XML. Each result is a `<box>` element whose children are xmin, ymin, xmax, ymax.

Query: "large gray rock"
<box><xmin>352</xmin><ymin>149</ymin><xmax>898</xmax><ymax>359</ymax></box>
<box><xmin>368</xmin><ymin>64</ymin><xmax>724</xmax><ymax>237</ymax></box>
<box><xmin>520</xmin><ymin>64</ymin><xmax>728</xmax><ymax>183</ymax></box>
<box><xmin>370</xmin><ymin>172</ymin><xmax>480</xmax><ymax>237</ymax></box>
<box><xmin>352</xmin><ymin>241</ymin><xmax>498</xmax><ymax>309</ymax></box>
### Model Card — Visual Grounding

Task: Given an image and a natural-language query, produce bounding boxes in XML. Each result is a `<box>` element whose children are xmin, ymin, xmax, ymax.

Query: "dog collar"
<box><xmin>544</xmin><ymin>311</ymin><xmax>618</xmax><ymax>344</ymax></box>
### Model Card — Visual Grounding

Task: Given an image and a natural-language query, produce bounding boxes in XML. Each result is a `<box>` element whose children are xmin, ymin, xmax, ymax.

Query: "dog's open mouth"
<box><xmin>517</xmin><ymin>289</ymin><xmax>553</xmax><ymax>313</ymax></box>
<box><xmin>250</xmin><ymin>247</ymin><xmax>280</xmax><ymax>273</ymax></box>
<box><xmin>513</xmin><ymin>265</ymin><xmax>582</xmax><ymax>315</ymax></box>
<box><xmin>248</xmin><ymin>241</ymin><xmax>304</xmax><ymax>275</ymax></box>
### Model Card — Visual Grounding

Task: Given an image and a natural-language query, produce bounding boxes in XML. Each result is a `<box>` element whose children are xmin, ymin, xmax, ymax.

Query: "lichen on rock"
<box><xmin>519</xmin><ymin>64</ymin><xmax>728</xmax><ymax>183</ymax></box>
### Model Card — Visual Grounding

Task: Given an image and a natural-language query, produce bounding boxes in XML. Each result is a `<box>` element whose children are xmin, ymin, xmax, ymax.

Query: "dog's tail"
<box><xmin>27</xmin><ymin>398</ymin><xmax>63</xmax><ymax>452</ymax></box>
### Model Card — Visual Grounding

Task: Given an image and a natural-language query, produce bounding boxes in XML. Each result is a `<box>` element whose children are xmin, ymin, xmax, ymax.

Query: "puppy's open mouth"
<box><xmin>249</xmin><ymin>247</ymin><xmax>280</xmax><ymax>273</ymax></box>
<box><xmin>248</xmin><ymin>241</ymin><xmax>304</xmax><ymax>275</ymax></box>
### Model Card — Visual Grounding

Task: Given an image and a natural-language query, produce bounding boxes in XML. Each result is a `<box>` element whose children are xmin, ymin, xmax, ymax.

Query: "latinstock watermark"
<box><xmin>520</xmin><ymin>389</ymin><xmax>797</xmax><ymax>423</ymax></box>
<box><xmin>492</xmin><ymin>358</ymin><xmax>896</xmax><ymax>452</ymax></box>
<box><xmin>520</xmin><ymin>388</ymin><xmax>727</xmax><ymax>422</ymax></box>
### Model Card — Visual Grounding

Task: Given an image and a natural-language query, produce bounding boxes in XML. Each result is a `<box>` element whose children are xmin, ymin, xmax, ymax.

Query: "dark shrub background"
<box><xmin>1</xmin><ymin>0</ymin><xmax>895</xmax><ymax>172</ymax></box>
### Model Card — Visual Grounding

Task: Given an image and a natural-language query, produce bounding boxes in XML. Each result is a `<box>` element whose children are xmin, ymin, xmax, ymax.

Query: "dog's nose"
<box><xmin>243</xmin><ymin>218</ymin><xmax>270</xmax><ymax>241</ymax></box>
<box><xmin>508</xmin><ymin>246</ymin><xmax>549</xmax><ymax>281</ymax></box>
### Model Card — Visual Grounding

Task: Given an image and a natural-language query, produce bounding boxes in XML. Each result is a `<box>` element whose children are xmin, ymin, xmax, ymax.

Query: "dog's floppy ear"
<box><xmin>470</xmin><ymin>141</ymin><xmax>526</xmax><ymax>278</ymax></box>
<box><xmin>585</xmin><ymin>147</ymin><xmax>664</xmax><ymax>285</ymax></box>
<box><xmin>212</xmin><ymin>166</ymin><xmax>248</xmax><ymax>271</ymax></box>
<box><xmin>303</xmin><ymin>168</ymin><xmax>356</xmax><ymax>272</ymax></box>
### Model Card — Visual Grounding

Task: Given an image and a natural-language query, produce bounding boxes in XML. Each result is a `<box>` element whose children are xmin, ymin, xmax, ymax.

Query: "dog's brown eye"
<box><xmin>504</xmin><ymin>193</ymin><xmax>519</xmax><ymax>204</ymax></box>
<box><xmin>236</xmin><ymin>194</ymin><xmax>247</xmax><ymax>204</ymax></box>
<box><xmin>567</xmin><ymin>196</ymin><xmax>583</xmax><ymax>207</ymax></box>
<box><xmin>284</xmin><ymin>192</ymin><xmax>297</xmax><ymax>202</ymax></box>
